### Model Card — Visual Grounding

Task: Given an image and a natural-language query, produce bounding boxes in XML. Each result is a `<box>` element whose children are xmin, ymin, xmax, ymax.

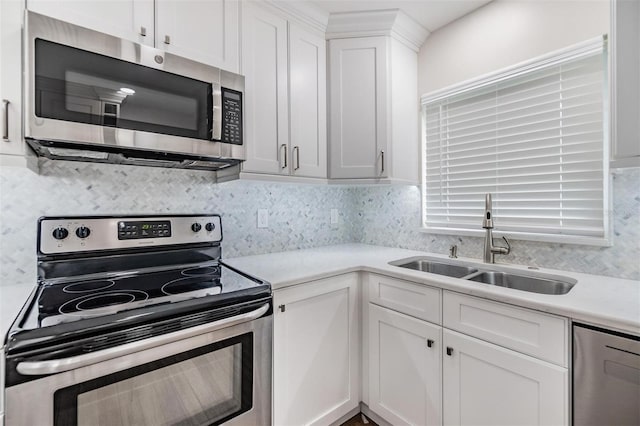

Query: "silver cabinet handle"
<box><xmin>2</xmin><ymin>99</ymin><xmax>9</xmax><ymax>141</ymax></box>
<box><xmin>293</xmin><ymin>146</ymin><xmax>300</xmax><ymax>170</ymax></box>
<box><xmin>17</xmin><ymin>303</ymin><xmax>270</xmax><ymax>375</ymax></box>
<box><xmin>164</xmin><ymin>35</ymin><xmax>171</xmax><ymax>45</ymax></box>
<box><xmin>380</xmin><ymin>150</ymin><xmax>385</xmax><ymax>174</ymax></box>
<box><xmin>140</xmin><ymin>26</ymin><xmax>147</xmax><ymax>37</ymax></box>
<box><xmin>280</xmin><ymin>144</ymin><xmax>287</xmax><ymax>169</ymax></box>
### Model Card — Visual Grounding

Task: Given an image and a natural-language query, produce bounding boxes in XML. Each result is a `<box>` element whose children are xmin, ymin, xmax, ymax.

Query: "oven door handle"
<box><xmin>16</xmin><ymin>303</ymin><xmax>270</xmax><ymax>376</ymax></box>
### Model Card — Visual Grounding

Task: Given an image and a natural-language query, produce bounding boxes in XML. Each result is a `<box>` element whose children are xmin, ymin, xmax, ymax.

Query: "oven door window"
<box><xmin>34</xmin><ymin>39</ymin><xmax>213</xmax><ymax>141</ymax></box>
<box><xmin>54</xmin><ymin>333</ymin><xmax>253</xmax><ymax>426</ymax></box>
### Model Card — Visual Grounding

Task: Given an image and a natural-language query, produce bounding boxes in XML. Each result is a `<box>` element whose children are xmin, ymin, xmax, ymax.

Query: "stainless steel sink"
<box><xmin>466</xmin><ymin>271</ymin><xmax>576</xmax><ymax>295</ymax></box>
<box><xmin>389</xmin><ymin>256</ymin><xmax>577</xmax><ymax>295</ymax></box>
<box><xmin>389</xmin><ymin>258</ymin><xmax>478</xmax><ymax>278</ymax></box>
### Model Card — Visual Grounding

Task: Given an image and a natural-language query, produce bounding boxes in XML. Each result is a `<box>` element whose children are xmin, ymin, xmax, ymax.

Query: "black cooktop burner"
<box><xmin>63</xmin><ymin>280</ymin><xmax>115</xmax><ymax>293</ymax></box>
<box><xmin>162</xmin><ymin>276</ymin><xmax>222</xmax><ymax>295</ymax></box>
<box><xmin>182</xmin><ymin>266</ymin><xmax>220</xmax><ymax>276</ymax></box>
<box><xmin>59</xmin><ymin>290</ymin><xmax>149</xmax><ymax>315</ymax></box>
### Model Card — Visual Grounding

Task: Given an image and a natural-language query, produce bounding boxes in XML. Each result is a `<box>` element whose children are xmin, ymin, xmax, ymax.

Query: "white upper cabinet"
<box><xmin>1</xmin><ymin>0</ymin><xmax>25</xmax><ymax>157</ymax></box>
<box><xmin>326</xmin><ymin>10</ymin><xmax>427</xmax><ymax>183</ymax></box>
<box><xmin>27</xmin><ymin>0</ymin><xmax>239</xmax><ymax>71</ymax></box>
<box><xmin>241</xmin><ymin>2</ymin><xmax>289</xmax><ymax>175</ymax></box>
<box><xmin>156</xmin><ymin>0</ymin><xmax>239</xmax><ymax>72</ymax></box>
<box><xmin>611</xmin><ymin>0</ymin><xmax>640</xmax><ymax>168</ymax></box>
<box><xmin>289</xmin><ymin>24</ymin><xmax>327</xmax><ymax>178</ymax></box>
<box><xmin>27</xmin><ymin>0</ymin><xmax>154</xmax><ymax>46</ymax></box>
<box><xmin>329</xmin><ymin>36</ymin><xmax>388</xmax><ymax>180</ymax></box>
<box><xmin>241</xmin><ymin>2</ymin><xmax>328</xmax><ymax>179</ymax></box>
<box><xmin>242</xmin><ymin>3</ymin><xmax>327</xmax><ymax>178</ymax></box>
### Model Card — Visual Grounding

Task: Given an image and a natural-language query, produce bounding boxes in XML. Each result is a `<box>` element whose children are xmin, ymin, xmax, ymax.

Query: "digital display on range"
<box><xmin>118</xmin><ymin>220</ymin><xmax>172</xmax><ymax>240</ymax></box>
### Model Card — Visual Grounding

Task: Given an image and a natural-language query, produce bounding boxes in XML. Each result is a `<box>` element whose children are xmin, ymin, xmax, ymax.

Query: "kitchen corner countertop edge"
<box><xmin>224</xmin><ymin>243</ymin><xmax>640</xmax><ymax>335</ymax></box>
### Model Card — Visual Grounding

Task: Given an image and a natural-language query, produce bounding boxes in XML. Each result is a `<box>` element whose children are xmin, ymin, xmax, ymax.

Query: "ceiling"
<box><xmin>311</xmin><ymin>0</ymin><xmax>493</xmax><ymax>32</ymax></box>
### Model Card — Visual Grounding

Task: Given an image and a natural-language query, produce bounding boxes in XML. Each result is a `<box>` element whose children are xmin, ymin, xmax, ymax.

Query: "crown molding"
<box><xmin>261</xmin><ymin>0</ymin><xmax>330</xmax><ymax>34</ymax></box>
<box><xmin>325</xmin><ymin>9</ymin><xmax>430</xmax><ymax>51</ymax></box>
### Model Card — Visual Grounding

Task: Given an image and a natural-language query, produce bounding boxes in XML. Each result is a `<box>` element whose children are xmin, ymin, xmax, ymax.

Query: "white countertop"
<box><xmin>1</xmin><ymin>243</ymin><xmax>638</xmax><ymax>339</ymax></box>
<box><xmin>225</xmin><ymin>243</ymin><xmax>640</xmax><ymax>335</ymax></box>
<box><xmin>0</xmin><ymin>284</ymin><xmax>35</xmax><ymax>341</ymax></box>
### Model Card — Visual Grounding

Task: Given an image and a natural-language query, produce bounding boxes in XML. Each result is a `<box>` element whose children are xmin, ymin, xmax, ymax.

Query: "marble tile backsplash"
<box><xmin>0</xmin><ymin>160</ymin><xmax>358</xmax><ymax>286</ymax></box>
<box><xmin>0</xmin><ymin>160</ymin><xmax>638</xmax><ymax>286</ymax></box>
<box><xmin>355</xmin><ymin>168</ymin><xmax>640</xmax><ymax>280</ymax></box>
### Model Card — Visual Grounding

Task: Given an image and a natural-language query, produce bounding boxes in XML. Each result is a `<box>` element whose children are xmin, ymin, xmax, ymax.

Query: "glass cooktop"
<box><xmin>31</xmin><ymin>263</ymin><xmax>262</xmax><ymax>327</ymax></box>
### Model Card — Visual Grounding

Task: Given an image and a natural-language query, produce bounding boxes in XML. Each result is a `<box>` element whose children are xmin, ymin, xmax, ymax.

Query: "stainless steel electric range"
<box><xmin>4</xmin><ymin>215</ymin><xmax>272</xmax><ymax>426</ymax></box>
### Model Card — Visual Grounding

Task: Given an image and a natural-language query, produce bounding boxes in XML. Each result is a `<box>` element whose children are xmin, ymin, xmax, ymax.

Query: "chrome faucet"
<box><xmin>482</xmin><ymin>193</ymin><xmax>511</xmax><ymax>263</ymax></box>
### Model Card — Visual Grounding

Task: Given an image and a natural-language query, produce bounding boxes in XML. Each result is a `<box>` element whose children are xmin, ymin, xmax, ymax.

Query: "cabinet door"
<box><xmin>443</xmin><ymin>329</ymin><xmax>568</xmax><ymax>426</ymax></box>
<box><xmin>289</xmin><ymin>24</ymin><xmax>327</xmax><ymax>178</ymax></box>
<box><xmin>273</xmin><ymin>274</ymin><xmax>360</xmax><ymax>426</ymax></box>
<box><xmin>611</xmin><ymin>0</ymin><xmax>640</xmax><ymax>167</ymax></box>
<box><xmin>240</xmin><ymin>3</ymin><xmax>289</xmax><ymax>175</ymax></box>
<box><xmin>1</xmin><ymin>0</ymin><xmax>24</xmax><ymax>156</ymax></box>
<box><xmin>155</xmin><ymin>0</ymin><xmax>239</xmax><ymax>72</ymax></box>
<box><xmin>369</xmin><ymin>304</ymin><xmax>441</xmax><ymax>426</ymax></box>
<box><xmin>329</xmin><ymin>37</ymin><xmax>389</xmax><ymax>179</ymax></box>
<box><xmin>27</xmin><ymin>0</ymin><xmax>154</xmax><ymax>46</ymax></box>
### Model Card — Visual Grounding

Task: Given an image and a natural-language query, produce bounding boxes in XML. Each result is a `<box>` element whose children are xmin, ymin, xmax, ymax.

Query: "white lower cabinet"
<box><xmin>273</xmin><ymin>273</ymin><xmax>360</xmax><ymax>426</ymax></box>
<box><xmin>274</xmin><ymin>272</ymin><xmax>568</xmax><ymax>426</ymax></box>
<box><xmin>442</xmin><ymin>329</ymin><xmax>568</xmax><ymax>426</ymax></box>
<box><xmin>369</xmin><ymin>304</ymin><xmax>442</xmax><ymax>426</ymax></box>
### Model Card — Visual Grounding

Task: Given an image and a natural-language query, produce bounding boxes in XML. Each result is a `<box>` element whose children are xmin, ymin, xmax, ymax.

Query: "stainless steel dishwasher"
<box><xmin>573</xmin><ymin>323</ymin><xmax>640</xmax><ymax>425</ymax></box>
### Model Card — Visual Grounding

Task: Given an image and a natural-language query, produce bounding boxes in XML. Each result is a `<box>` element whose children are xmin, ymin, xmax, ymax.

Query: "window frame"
<box><xmin>419</xmin><ymin>36</ymin><xmax>612</xmax><ymax>247</ymax></box>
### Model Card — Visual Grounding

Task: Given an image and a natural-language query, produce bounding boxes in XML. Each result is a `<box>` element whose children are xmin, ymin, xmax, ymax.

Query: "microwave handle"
<box><xmin>212</xmin><ymin>85</ymin><xmax>222</xmax><ymax>141</ymax></box>
<box><xmin>16</xmin><ymin>303</ymin><xmax>270</xmax><ymax>376</ymax></box>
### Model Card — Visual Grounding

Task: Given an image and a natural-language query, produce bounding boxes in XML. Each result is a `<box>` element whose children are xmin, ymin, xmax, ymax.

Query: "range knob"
<box><xmin>205</xmin><ymin>222</ymin><xmax>215</xmax><ymax>232</ymax></box>
<box><xmin>52</xmin><ymin>227</ymin><xmax>69</xmax><ymax>240</ymax></box>
<box><xmin>76</xmin><ymin>226</ymin><xmax>91</xmax><ymax>239</ymax></box>
<box><xmin>191</xmin><ymin>223</ymin><xmax>202</xmax><ymax>232</ymax></box>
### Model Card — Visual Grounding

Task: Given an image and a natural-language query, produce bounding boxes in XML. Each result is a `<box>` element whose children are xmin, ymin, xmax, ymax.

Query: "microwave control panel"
<box><xmin>221</xmin><ymin>88</ymin><xmax>243</xmax><ymax>145</ymax></box>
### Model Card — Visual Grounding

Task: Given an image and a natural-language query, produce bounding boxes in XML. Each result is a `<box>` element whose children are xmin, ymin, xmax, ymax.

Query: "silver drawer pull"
<box><xmin>380</xmin><ymin>150</ymin><xmax>385</xmax><ymax>174</ymax></box>
<box><xmin>293</xmin><ymin>146</ymin><xmax>300</xmax><ymax>171</ymax></box>
<box><xmin>2</xmin><ymin>99</ymin><xmax>9</xmax><ymax>141</ymax></box>
<box><xmin>17</xmin><ymin>303</ymin><xmax>270</xmax><ymax>375</ymax></box>
<box><xmin>140</xmin><ymin>26</ymin><xmax>147</xmax><ymax>37</ymax></box>
<box><xmin>281</xmin><ymin>144</ymin><xmax>287</xmax><ymax>169</ymax></box>
<box><xmin>164</xmin><ymin>35</ymin><xmax>171</xmax><ymax>45</ymax></box>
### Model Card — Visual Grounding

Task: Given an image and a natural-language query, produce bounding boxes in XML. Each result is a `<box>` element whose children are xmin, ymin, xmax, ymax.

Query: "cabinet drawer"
<box><xmin>443</xmin><ymin>292</ymin><xmax>568</xmax><ymax>366</ymax></box>
<box><xmin>367</xmin><ymin>274</ymin><xmax>441</xmax><ymax>324</ymax></box>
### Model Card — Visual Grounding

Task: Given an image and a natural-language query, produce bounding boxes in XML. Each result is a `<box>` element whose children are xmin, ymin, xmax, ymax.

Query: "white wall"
<box><xmin>418</xmin><ymin>0</ymin><xmax>610</xmax><ymax>95</ymax></box>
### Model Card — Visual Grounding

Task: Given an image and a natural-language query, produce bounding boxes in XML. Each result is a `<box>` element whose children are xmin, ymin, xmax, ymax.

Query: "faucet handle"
<box><xmin>501</xmin><ymin>236</ymin><xmax>511</xmax><ymax>254</ymax></box>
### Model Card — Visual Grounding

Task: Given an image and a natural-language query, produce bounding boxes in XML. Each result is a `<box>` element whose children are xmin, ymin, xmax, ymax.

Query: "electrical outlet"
<box><xmin>257</xmin><ymin>209</ymin><xmax>269</xmax><ymax>228</ymax></box>
<box><xmin>330</xmin><ymin>209</ymin><xmax>339</xmax><ymax>225</ymax></box>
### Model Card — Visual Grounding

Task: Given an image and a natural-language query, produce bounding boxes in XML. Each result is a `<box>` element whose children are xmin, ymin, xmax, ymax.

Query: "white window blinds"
<box><xmin>422</xmin><ymin>38</ymin><xmax>608</xmax><ymax>242</ymax></box>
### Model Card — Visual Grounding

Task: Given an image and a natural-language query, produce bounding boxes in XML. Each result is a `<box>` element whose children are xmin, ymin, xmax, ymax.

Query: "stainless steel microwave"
<box><xmin>24</xmin><ymin>11</ymin><xmax>245</xmax><ymax>174</ymax></box>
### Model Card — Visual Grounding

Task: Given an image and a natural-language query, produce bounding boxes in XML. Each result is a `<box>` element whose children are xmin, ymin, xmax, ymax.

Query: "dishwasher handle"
<box><xmin>17</xmin><ymin>303</ymin><xmax>270</xmax><ymax>376</ymax></box>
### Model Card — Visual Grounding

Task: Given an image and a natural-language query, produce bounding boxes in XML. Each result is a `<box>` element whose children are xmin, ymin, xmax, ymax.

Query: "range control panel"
<box><xmin>39</xmin><ymin>215</ymin><xmax>222</xmax><ymax>255</ymax></box>
<box><xmin>118</xmin><ymin>220</ymin><xmax>172</xmax><ymax>240</ymax></box>
<box><xmin>221</xmin><ymin>88</ymin><xmax>242</xmax><ymax>145</ymax></box>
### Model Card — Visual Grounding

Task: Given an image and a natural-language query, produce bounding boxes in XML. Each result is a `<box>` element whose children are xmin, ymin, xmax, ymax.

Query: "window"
<box><xmin>421</xmin><ymin>37</ymin><xmax>609</xmax><ymax>245</ymax></box>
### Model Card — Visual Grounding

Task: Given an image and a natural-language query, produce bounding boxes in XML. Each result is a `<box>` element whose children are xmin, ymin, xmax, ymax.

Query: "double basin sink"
<box><xmin>389</xmin><ymin>257</ymin><xmax>576</xmax><ymax>295</ymax></box>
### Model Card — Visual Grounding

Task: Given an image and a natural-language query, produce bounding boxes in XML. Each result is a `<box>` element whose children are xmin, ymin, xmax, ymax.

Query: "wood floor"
<box><xmin>340</xmin><ymin>413</ymin><xmax>378</xmax><ymax>426</ymax></box>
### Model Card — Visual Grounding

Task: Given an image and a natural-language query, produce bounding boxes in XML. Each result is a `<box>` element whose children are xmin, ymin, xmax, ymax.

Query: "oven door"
<box><xmin>5</xmin><ymin>310</ymin><xmax>272</xmax><ymax>426</ymax></box>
